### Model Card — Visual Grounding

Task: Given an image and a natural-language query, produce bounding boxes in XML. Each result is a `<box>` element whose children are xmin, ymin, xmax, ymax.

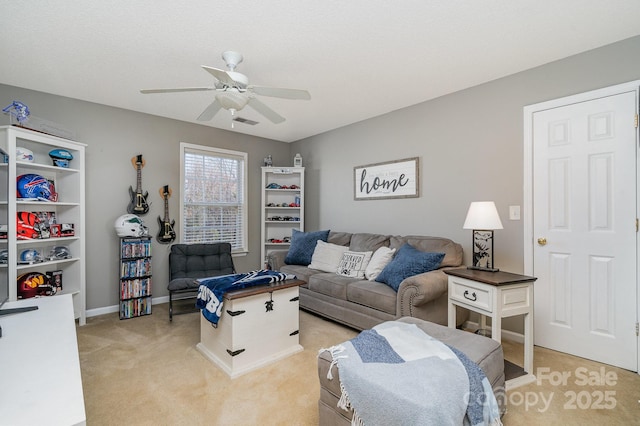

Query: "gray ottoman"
<box><xmin>317</xmin><ymin>317</ymin><xmax>506</xmax><ymax>425</ymax></box>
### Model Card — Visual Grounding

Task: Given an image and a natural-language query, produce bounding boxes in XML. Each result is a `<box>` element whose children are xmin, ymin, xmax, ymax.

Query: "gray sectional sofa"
<box><xmin>267</xmin><ymin>231</ymin><xmax>469</xmax><ymax>331</ymax></box>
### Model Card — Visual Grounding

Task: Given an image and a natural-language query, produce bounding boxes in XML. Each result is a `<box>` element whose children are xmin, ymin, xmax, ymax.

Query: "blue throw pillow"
<box><xmin>375</xmin><ymin>243</ymin><xmax>445</xmax><ymax>291</ymax></box>
<box><xmin>284</xmin><ymin>229</ymin><xmax>330</xmax><ymax>266</ymax></box>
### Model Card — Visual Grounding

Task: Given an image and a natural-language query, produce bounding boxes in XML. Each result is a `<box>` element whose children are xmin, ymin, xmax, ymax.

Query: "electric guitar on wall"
<box><xmin>127</xmin><ymin>154</ymin><xmax>150</xmax><ymax>215</ymax></box>
<box><xmin>157</xmin><ymin>185</ymin><xmax>176</xmax><ymax>244</ymax></box>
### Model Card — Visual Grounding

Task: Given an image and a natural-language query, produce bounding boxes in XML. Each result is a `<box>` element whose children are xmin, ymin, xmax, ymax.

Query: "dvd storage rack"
<box><xmin>119</xmin><ymin>236</ymin><xmax>152</xmax><ymax>319</ymax></box>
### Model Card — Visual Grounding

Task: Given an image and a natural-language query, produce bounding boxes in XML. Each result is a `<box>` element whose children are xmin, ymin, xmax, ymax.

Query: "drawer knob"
<box><xmin>537</xmin><ymin>237</ymin><xmax>547</xmax><ymax>246</ymax></box>
<box><xmin>463</xmin><ymin>290</ymin><xmax>477</xmax><ymax>301</ymax></box>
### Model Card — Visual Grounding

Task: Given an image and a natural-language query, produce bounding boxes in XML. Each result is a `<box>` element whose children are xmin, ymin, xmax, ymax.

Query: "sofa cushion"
<box><xmin>285</xmin><ymin>229</ymin><xmax>330</xmax><ymax>265</ymax></box>
<box><xmin>390</xmin><ymin>235</ymin><xmax>463</xmax><ymax>268</ymax></box>
<box><xmin>346</xmin><ymin>280</ymin><xmax>397</xmax><ymax>315</ymax></box>
<box><xmin>279</xmin><ymin>264</ymin><xmax>316</xmax><ymax>286</ymax></box>
<box><xmin>308</xmin><ymin>241</ymin><xmax>350</xmax><ymax>272</ymax></box>
<box><xmin>328</xmin><ymin>231</ymin><xmax>353</xmax><ymax>247</ymax></box>
<box><xmin>336</xmin><ymin>251</ymin><xmax>373</xmax><ymax>278</ymax></box>
<box><xmin>364</xmin><ymin>246</ymin><xmax>396</xmax><ymax>281</ymax></box>
<box><xmin>376</xmin><ymin>243</ymin><xmax>445</xmax><ymax>291</ymax></box>
<box><xmin>308</xmin><ymin>273</ymin><xmax>361</xmax><ymax>300</ymax></box>
<box><xmin>349</xmin><ymin>233</ymin><xmax>390</xmax><ymax>252</ymax></box>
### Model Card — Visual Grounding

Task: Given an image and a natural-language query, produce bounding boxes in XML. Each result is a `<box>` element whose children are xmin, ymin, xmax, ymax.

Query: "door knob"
<box><xmin>537</xmin><ymin>237</ymin><xmax>547</xmax><ymax>246</ymax></box>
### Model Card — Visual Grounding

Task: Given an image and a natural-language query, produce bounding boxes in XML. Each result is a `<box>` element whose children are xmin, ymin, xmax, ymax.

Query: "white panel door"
<box><xmin>533</xmin><ymin>90</ymin><xmax>637</xmax><ymax>371</ymax></box>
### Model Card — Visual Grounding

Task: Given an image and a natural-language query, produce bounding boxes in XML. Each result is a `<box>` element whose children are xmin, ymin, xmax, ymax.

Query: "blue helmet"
<box><xmin>49</xmin><ymin>149</ymin><xmax>73</xmax><ymax>168</ymax></box>
<box><xmin>17</xmin><ymin>174</ymin><xmax>57</xmax><ymax>201</ymax></box>
<box><xmin>19</xmin><ymin>249</ymin><xmax>43</xmax><ymax>264</ymax></box>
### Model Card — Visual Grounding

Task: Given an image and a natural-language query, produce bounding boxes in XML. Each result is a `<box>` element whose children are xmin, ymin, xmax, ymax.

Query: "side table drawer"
<box><xmin>449</xmin><ymin>277</ymin><xmax>493</xmax><ymax>312</ymax></box>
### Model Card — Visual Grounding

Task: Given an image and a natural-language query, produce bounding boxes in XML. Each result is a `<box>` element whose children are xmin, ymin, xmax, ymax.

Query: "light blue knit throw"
<box><xmin>322</xmin><ymin>321</ymin><xmax>502</xmax><ymax>426</ymax></box>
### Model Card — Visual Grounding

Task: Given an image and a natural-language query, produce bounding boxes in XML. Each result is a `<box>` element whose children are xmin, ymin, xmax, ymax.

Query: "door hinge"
<box><xmin>635</xmin><ymin>114</ymin><xmax>639</xmax><ymax>128</ymax></box>
<box><xmin>636</xmin><ymin>322</ymin><xmax>639</xmax><ymax>336</ymax></box>
<box><xmin>636</xmin><ymin>218</ymin><xmax>638</xmax><ymax>232</ymax></box>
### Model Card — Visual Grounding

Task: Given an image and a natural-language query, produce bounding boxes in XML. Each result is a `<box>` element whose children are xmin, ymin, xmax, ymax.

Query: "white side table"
<box><xmin>445</xmin><ymin>268</ymin><xmax>537</xmax><ymax>390</ymax></box>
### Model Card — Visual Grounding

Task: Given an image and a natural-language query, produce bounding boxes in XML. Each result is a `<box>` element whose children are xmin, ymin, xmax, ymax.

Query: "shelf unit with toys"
<box><xmin>260</xmin><ymin>166</ymin><xmax>304</xmax><ymax>267</ymax></box>
<box><xmin>0</xmin><ymin>126</ymin><xmax>86</xmax><ymax>324</ymax></box>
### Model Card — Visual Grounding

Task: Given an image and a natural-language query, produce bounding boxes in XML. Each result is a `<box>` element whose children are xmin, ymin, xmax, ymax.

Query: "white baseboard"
<box><xmin>86</xmin><ymin>305</ymin><xmax>118</xmax><ymax>318</ymax></box>
<box><xmin>154</xmin><ymin>296</ymin><xmax>169</xmax><ymax>305</ymax></box>
<box><xmin>463</xmin><ymin>320</ymin><xmax>524</xmax><ymax>344</ymax></box>
<box><xmin>86</xmin><ymin>295</ymin><xmax>170</xmax><ymax>318</ymax></box>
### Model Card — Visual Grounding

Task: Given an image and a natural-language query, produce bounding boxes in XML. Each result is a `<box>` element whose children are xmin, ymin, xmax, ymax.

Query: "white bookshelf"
<box><xmin>260</xmin><ymin>167</ymin><xmax>304</xmax><ymax>267</ymax></box>
<box><xmin>0</xmin><ymin>126</ymin><xmax>86</xmax><ymax>325</ymax></box>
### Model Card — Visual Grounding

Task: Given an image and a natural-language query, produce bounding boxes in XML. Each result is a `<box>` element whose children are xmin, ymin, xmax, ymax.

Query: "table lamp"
<box><xmin>463</xmin><ymin>201</ymin><xmax>503</xmax><ymax>272</ymax></box>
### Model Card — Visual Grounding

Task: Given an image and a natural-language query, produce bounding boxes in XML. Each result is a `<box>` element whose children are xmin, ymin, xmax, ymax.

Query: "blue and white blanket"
<box><xmin>322</xmin><ymin>321</ymin><xmax>502</xmax><ymax>426</ymax></box>
<box><xmin>196</xmin><ymin>269</ymin><xmax>296</xmax><ymax>325</ymax></box>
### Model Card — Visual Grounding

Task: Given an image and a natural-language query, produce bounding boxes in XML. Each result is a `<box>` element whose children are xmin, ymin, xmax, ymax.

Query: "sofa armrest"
<box><xmin>397</xmin><ymin>269</ymin><xmax>448</xmax><ymax>313</ymax></box>
<box><xmin>266</xmin><ymin>250</ymin><xmax>289</xmax><ymax>271</ymax></box>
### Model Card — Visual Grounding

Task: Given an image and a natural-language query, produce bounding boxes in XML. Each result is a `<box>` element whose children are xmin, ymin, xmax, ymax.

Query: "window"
<box><xmin>180</xmin><ymin>143</ymin><xmax>247</xmax><ymax>252</ymax></box>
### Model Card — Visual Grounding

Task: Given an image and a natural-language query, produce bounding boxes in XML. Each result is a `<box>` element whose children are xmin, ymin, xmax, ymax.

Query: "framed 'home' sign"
<box><xmin>354</xmin><ymin>157</ymin><xmax>419</xmax><ymax>200</ymax></box>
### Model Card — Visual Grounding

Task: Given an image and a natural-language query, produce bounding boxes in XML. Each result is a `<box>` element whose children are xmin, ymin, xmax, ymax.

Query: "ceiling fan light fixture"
<box><xmin>215</xmin><ymin>92</ymin><xmax>248</xmax><ymax>111</ymax></box>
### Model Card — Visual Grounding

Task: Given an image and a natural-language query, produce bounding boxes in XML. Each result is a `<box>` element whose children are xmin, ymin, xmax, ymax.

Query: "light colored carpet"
<box><xmin>77</xmin><ymin>304</ymin><xmax>640</xmax><ymax>425</ymax></box>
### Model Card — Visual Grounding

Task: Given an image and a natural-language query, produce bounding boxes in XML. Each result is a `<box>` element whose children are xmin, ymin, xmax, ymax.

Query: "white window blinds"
<box><xmin>180</xmin><ymin>143</ymin><xmax>247</xmax><ymax>252</ymax></box>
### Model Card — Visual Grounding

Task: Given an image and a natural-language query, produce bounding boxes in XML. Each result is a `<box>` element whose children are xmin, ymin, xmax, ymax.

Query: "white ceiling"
<box><xmin>2</xmin><ymin>1</ymin><xmax>640</xmax><ymax>143</ymax></box>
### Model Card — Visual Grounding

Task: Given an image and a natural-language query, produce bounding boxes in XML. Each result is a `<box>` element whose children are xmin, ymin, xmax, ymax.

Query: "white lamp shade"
<box><xmin>463</xmin><ymin>201</ymin><xmax>503</xmax><ymax>230</ymax></box>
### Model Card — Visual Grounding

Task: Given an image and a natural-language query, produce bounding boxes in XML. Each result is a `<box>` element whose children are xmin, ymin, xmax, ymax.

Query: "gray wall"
<box><xmin>2</xmin><ymin>35</ymin><xmax>640</xmax><ymax>318</ymax></box>
<box><xmin>293</xmin><ymin>35</ymin><xmax>640</xmax><ymax>274</ymax></box>
<box><xmin>0</xmin><ymin>84</ymin><xmax>291</xmax><ymax>312</ymax></box>
<box><xmin>290</xmin><ymin>36</ymin><xmax>640</xmax><ymax>332</ymax></box>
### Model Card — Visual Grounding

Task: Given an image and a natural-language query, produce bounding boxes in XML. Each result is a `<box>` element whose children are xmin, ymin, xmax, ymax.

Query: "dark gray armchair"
<box><xmin>167</xmin><ymin>242</ymin><xmax>235</xmax><ymax>321</ymax></box>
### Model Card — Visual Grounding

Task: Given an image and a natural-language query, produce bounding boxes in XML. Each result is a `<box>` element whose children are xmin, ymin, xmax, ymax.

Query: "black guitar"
<box><xmin>156</xmin><ymin>185</ymin><xmax>176</xmax><ymax>244</ymax></box>
<box><xmin>127</xmin><ymin>154</ymin><xmax>150</xmax><ymax>215</ymax></box>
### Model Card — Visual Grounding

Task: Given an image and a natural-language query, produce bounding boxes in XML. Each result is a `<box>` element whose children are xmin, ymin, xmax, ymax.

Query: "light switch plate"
<box><xmin>509</xmin><ymin>205</ymin><xmax>521</xmax><ymax>220</ymax></box>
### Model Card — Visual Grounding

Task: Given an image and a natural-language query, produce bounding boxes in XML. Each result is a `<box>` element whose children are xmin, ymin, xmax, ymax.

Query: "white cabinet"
<box><xmin>197</xmin><ymin>280</ymin><xmax>303</xmax><ymax>378</ymax></box>
<box><xmin>0</xmin><ymin>126</ymin><xmax>86</xmax><ymax>325</ymax></box>
<box><xmin>260</xmin><ymin>166</ymin><xmax>304</xmax><ymax>266</ymax></box>
<box><xmin>0</xmin><ymin>295</ymin><xmax>86</xmax><ymax>425</ymax></box>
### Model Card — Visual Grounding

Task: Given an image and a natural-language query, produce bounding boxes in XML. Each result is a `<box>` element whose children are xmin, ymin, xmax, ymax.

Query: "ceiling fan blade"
<box><xmin>140</xmin><ymin>87</ymin><xmax>214</xmax><ymax>94</ymax></box>
<box><xmin>197</xmin><ymin>100</ymin><xmax>223</xmax><ymax>121</ymax></box>
<box><xmin>202</xmin><ymin>66</ymin><xmax>238</xmax><ymax>87</ymax></box>
<box><xmin>247</xmin><ymin>98</ymin><xmax>285</xmax><ymax>124</ymax></box>
<box><xmin>249</xmin><ymin>86</ymin><xmax>311</xmax><ymax>100</ymax></box>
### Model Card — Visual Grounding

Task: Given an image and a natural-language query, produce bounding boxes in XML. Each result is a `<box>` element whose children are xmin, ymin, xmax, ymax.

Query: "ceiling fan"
<box><xmin>140</xmin><ymin>51</ymin><xmax>310</xmax><ymax>124</ymax></box>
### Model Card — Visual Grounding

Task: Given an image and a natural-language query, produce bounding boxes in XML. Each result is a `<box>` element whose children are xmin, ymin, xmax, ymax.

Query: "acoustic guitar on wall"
<box><xmin>127</xmin><ymin>154</ymin><xmax>150</xmax><ymax>215</ymax></box>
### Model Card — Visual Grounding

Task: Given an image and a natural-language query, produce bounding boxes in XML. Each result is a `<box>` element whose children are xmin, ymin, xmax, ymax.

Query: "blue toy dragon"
<box><xmin>2</xmin><ymin>100</ymin><xmax>30</xmax><ymax>124</ymax></box>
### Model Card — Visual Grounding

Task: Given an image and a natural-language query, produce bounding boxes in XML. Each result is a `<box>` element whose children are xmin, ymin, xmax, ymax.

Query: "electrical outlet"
<box><xmin>509</xmin><ymin>205</ymin><xmax>521</xmax><ymax>220</ymax></box>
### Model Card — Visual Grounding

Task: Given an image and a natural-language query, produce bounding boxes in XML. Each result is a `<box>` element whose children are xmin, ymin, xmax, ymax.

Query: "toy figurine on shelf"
<box><xmin>2</xmin><ymin>100</ymin><xmax>30</xmax><ymax>125</ymax></box>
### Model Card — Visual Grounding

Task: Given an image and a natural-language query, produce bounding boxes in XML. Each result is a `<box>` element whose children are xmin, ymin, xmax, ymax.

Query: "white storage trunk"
<box><xmin>197</xmin><ymin>282</ymin><xmax>303</xmax><ymax>378</ymax></box>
